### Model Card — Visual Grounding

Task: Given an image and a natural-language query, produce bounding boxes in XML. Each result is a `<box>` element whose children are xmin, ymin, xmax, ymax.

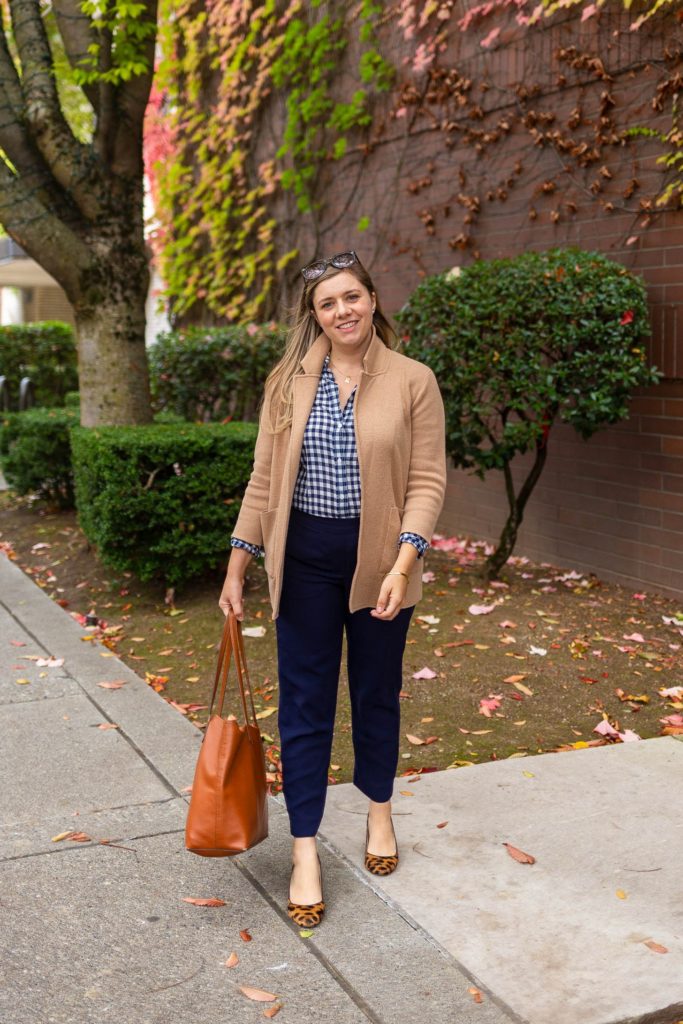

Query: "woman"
<box><xmin>219</xmin><ymin>250</ymin><xmax>446</xmax><ymax>927</ymax></box>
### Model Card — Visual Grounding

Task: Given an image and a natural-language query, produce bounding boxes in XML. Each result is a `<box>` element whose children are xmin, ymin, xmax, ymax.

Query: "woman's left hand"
<box><xmin>371</xmin><ymin>574</ymin><xmax>408</xmax><ymax>621</ymax></box>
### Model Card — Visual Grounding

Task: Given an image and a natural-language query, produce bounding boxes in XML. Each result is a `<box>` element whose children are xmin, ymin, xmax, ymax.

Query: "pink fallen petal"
<box><xmin>479</xmin><ymin>696</ymin><xmax>502</xmax><ymax>717</ymax></box>
<box><xmin>412</xmin><ymin>666</ymin><xmax>437</xmax><ymax>680</ymax></box>
<box><xmin>659</xmin><ymin>714</ymin><xmax>683</xmax><ymax>726</ymax></box>
<box><xmin>594</xmin><ymin>719</ymin><xmax>619</xmax><ymax>737</ymax></box>
<box><xmin>468</xmin><ymin>603</ymin><xmax>499</xmax><ymax>616</ymax></box>
<box><xmin>623</xmin><ymin>633</ymin><xmax>645</xmax><ymax>643</ymax></box>
<box><xmin>617</xmin><ymin>645</ymin><xmax>636</xmax><ymax>653</ymax></box>
<box><xmin>659</xmin><ymin>686</ymin><xmax>683</xmax><ymax>698</ymax></box>
<box><xmin>618</xmin><ymin>729</ymin><xmax>641</xmax><ymax>742</ymax></box>
<box><xmin>421</xmin><ymin>571</ymin><xmax>436</xmax><ymax>583</ymax></box>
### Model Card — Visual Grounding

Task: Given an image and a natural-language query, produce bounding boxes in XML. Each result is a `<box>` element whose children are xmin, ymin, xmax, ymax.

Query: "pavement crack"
<box><xmin>231</xmin><ymin>857</ymin><xmax>388</xmax><ymax>1024</ymax></box>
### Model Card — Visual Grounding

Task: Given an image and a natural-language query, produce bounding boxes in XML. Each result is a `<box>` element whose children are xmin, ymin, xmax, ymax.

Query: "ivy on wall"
<box><xmin>151</xmin><ymin>0</ymin><xmax>682</xmax><ymax>324</ymax></box>
<box><xmin>154</xmin><ymin>0</ymin><xmax>392</xmax><ymax>322</ymax></box>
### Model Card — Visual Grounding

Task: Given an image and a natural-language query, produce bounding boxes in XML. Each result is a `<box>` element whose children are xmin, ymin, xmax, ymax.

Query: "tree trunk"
<box><xmin>0</xmin><ymin>0</ymin><xmax>159</xmax><ymax>427</ymax></box>
<box><xmin>74</xmin><ymin>272</ymin><xmax>153</xmax><ymax>426</ymax></box>
<box><xmin>483</xmin><ymin>439</ymin><xmax>549</xmax><ymax>580</ymax></box>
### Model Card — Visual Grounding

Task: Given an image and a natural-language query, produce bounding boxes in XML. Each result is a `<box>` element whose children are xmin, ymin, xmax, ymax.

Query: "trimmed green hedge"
<box><xmin>70</xmin><ymin>422</ymin><xmax>258</xmax><ymax>588</ymax></box>
<box><xmin>0</xmin><ymin>321</ymin><xmax>78</xmax><ymax>409</ymax></box>
<box><xmin>149</xmin><ymin>323</ymin><xmax>285</xmax><ymax>422</ymax></box>
<box><xmin>0</xmin><ymin>407</ymin><xmax>78</xmax><ymax>507</ymax></box>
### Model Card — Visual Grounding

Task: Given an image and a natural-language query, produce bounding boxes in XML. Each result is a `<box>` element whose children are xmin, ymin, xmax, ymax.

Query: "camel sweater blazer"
<box><xmin>231</xmin><ymin>324</ymin><xmax>447</xmax><ymax>620</ymax></box>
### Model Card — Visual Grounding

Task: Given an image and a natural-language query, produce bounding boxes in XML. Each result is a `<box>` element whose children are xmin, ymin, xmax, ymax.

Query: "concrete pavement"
<box><xmin>1</xmin><ymin>550</ymin><xmax>681</xmax><ymax>1024</ymax></box>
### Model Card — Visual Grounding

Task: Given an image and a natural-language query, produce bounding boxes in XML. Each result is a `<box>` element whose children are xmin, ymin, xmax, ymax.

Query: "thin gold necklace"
<box><xmin>328</xmin><ymin>359</ymin><xmax>361</xmax><ymax>384</ymax></box>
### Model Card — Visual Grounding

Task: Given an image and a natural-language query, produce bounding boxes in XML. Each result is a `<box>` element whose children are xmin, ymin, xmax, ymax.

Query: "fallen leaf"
<box><xmin>299</xmin><ymin>928</ymin><xmax>314</xmax><ymax>938</ymax></box>
<box><xmin>238</xmin><ymin>985</ymin><xmax>277</xmax><ymax>1002</ymax></box>
<box><xmin>406</xmin><ymin>733</ymin><xmax>426</xmax><ymax>745</ymax></box>
<box><xmin>242</xmin><ymin>626</ymin><xmax>267</xmax><ymax>638</ymax></box>
<box><xmin>36</xmin><ymin>656</ymin><xmax>64</xmax><ymax>668</ymax></box>
<box><xmin>479</xmin><ymin>695</ymin><xmax>502</xmax><ymax>717</ymax></box>
<box><xmin>623</xmin><ymin>632</ymin><xmax>645</xmax><ymax>643</ymax></box>
<box><xmin>263</xmin><ymin>1005</ymin><xmax>282</xmax><ymax>1018</ymax></box>
<box><xmin>594</xmin><ymin>719</ymin><xmax>619</xmax><ymax>737</ymax></box>
<box><xmin>412</xmin><ymin>666</ymin><xmax>437</xmax><ymax>679</ymax></box>
<box><xmin>97</xmin><ymin>680</ymin><xmax>126</xmax><ymax>689</ymax></box>
<box><xmin>643</xmin><ymin>939</ymin><xmax>668</xmax><ymax>954</ymax></box>
<box><xmin>10</xmin><ymin>640</ymin><xmax>26</xmax><ymax>646</ymax></box>
<box><xmin>436</xmin><ymin>821</ymin><xmax>448</xmax><ymax>828</ymax></box>
<box><xmin>399</xmin><ymin>790</ymin><xmax>414</xmax><ymax>796</ymax></box>
<box><xmin>471</xmin><ymin>729</ymin><xmax>492</xmax><ymax>735</ymax></box>
<box><xmin>616</xmin><ymin>889</ymin><xmax>628</xmax><ymax>900</ymax></box>
<box><xmin>417</xmin><ymin>614</ymin><xmax>440</xmax><ymax>625</ymax></box>
<box><xmin>523</xmin><ymin>771</ymin><xmax>535</xmax><ymax>778</ymax></box>
<box><xmin>503</xmin><ymin>673</ymin><xmax>527</xmax><ymax>683</ymax></box>
<box><xmin>182</xmin><ymin>897</ymin><xmax>227</xmax><ymax>907</ymax></box>
<box><xmin>240</xmin><ymin>928</ymin><xmax>252</xmax><ymax>942</ymax></box>
<box><xmin>468</xmin><ymin>602</ymin><xmax>499</xmax><ymax>615</ymax></box>
<box><xmin>97</xmin><ymin>722</ymin><xmax>119</xmax><ymax>730</ymax></box>
<box><xmin>224</xmin><ymin>952</ymin><xmax>239</xmax><ymax>968</ymax></box>
<box><xmin>15</xmin><ymin>678</ymin><xmax>31</xmax><ymax>685</ymax></box>
<box><xmin>255</xmin><ymin>707</ymin><xmax>277</xmax><ymax>719</ymax></box>
<box><xmin>513</xmin><ymin>682</ymin><xmax>534</xmax><ymax>696</ymax></box>
<box><xmin>503</xmin><ymin>842</ymin><xmax>536</xmax><ymax>864</ymax></box>
<box><xmin>468</xmin><ymin>986</ymin><xmax>483</xmax><ymax>1003</ymax></box>
<box><xmin>529</xmin><ymin>645</ymin><xmax>547</xmax><ymax>656</ymax></box>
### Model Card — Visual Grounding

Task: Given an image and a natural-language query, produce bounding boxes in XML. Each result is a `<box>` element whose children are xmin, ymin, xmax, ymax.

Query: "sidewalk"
<box><xmin>1</xmin><ymin>550</ymin><xmax>681</xmax><ymax>1024</ymax></box>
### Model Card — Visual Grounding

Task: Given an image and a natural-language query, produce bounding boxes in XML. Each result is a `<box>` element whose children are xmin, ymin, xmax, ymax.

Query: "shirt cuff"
<box><xmin>231</xmin><ymin>537</ymin><xmax>264</xmax><ymax>559</ymax></box>
<box><xmin>398</xmin><ymin>532</ymin><xmax>429</xmax><ymax>558</ymax></box>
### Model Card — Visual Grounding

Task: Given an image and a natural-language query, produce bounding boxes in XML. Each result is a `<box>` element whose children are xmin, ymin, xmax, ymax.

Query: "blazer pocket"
<box><xmin>379</xmin><ymin>505</ymin><xmax>404</xmax><ymax>573</ymax></box>
<box><xmin>259</xmin><ymin>507</ymin><xmax>278</xmax><ymax>575</ymax></box>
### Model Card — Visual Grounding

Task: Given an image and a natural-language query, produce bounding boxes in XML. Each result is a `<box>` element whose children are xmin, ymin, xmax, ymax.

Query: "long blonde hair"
<box><xmin>262</xmin><ymin>258</ymin><xmax>397</xmax><ymax>433</ymax></box>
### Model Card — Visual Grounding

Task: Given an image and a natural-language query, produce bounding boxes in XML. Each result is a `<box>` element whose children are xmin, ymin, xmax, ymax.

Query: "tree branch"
<box><xmin>52</xmin><ymin>0</ymin><xmax>100</xmax><ymax>113</ymax></box>
<box><xmin>110</xmin><ymin>0</ymin><xmax>158</xmax><ymax>178</ymax></box>
<box><xmin>9</xmin><ymin>0</ymin><xmax>106</xmax><ymax>219</ymax></box>
<box><xmin>0</xmin><ymin>160</ymin><xmax>91</xmax><ymax>298</ymax></box>
<box><xmin>0</xmin><ymin>27</ymin><xmax>77</xmax><ymax>217</ymax></box>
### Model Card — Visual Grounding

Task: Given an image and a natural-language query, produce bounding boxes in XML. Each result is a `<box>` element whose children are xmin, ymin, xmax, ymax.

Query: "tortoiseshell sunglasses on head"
<box><xmin>300</xmin><ymin>250</ymin><xmax>359</xmax><ymax>283</ymax></box>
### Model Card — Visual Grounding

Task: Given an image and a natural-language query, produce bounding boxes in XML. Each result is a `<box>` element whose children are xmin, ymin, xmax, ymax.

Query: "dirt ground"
<box><xmin>2</xmin><ymin>488</ymin><xmax>682</xmax><ymax>794</ymax></box>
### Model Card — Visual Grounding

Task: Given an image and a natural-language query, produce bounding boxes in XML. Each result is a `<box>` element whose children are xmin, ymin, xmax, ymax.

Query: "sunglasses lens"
<box><xmin>302</xmin><ymin>260</ymin><xmax>326</xmax><ymax>281</ymax></box>
<box><xmin>331</xmin><ymin>252</ymin><xmax>356</xmax><ymax>268</ymax></box>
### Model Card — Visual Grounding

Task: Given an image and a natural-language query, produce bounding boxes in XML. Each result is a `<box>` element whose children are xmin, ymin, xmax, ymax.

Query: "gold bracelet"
<box><xmin>385</xmin><ymin>571</ymin><xmax>409</xmax><ymax>581</ymax></box>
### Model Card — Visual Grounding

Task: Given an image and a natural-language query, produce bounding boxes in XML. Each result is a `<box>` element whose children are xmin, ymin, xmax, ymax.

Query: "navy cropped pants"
<box><xmin>275</xmin><ymin>507</ymin><xmax>414</xmax><ymax>837</ymax></box>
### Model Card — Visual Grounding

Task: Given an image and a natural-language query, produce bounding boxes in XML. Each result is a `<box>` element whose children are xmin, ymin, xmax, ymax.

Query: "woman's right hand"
<box><xmin>218</xmin><ymin>572</ymin><xmax>245</xmax><ymax>620</ymax></box>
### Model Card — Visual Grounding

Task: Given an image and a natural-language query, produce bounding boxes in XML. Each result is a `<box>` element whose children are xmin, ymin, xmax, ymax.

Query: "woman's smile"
<box><xmin>336</xmin><ymin>319</ymin><xmax>359</xmax><ymax>333</ymax></box>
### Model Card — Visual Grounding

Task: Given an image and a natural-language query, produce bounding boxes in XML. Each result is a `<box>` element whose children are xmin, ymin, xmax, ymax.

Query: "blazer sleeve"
<box><xmin>230</xmin><ymin>398</ymin><xmax>275</xmax><ymax>549</ymax></box>
<box><xmin>400</xmin><ymin>367</ymin><xmax>447</xmax><ymax>542</ymax></box>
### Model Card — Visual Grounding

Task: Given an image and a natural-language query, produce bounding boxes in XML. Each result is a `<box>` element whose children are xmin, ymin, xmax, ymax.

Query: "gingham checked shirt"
<box><xmin>231</xmin><ymin>353</ymin><xmax>428</xmax><ymax>559</ymax></box>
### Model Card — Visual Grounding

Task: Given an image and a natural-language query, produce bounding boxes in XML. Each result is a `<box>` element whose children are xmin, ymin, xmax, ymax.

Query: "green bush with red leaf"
<box><xmin>396</xmin><ymin>246</ymin><xmax>661</xmax><ymax>577</ymax></box>
<box><xmin>70</xmin><ymin>421</ymin><xmax>258</xmax><ymax>591</ymax></box>
<box><xmin>149</xmin><ymin>323</ymin><xmax>286</xmax><ymax>423</ymax></box>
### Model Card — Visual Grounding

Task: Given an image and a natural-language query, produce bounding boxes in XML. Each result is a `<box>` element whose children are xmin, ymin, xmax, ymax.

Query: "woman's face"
<box><xmin>310</xmin><ymin>271</ymin><xmax>376</xmax><ymax>349</ymax></box>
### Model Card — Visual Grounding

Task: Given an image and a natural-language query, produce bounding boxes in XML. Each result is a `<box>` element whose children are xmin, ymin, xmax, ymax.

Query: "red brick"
<box><xmin>662</xmin><ymin>437</ymin><xmax>683</xmax><ymax>455</ymax></box>
<box><xmin>640</xmin><ymin>417</ymin><xmax>683</xmax><ymax>437</ymax></box>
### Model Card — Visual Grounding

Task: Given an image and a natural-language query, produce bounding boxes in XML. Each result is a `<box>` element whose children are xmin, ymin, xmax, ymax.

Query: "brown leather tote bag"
<box><xmin>185</xmin><ymin>610</ymin><xmax>268</xmax><ymax>856</ymax></box>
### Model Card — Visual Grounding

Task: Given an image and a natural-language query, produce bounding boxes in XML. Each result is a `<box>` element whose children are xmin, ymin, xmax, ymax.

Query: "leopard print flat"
<box><xmin>364</xmin><ymin>813</ymin><xmax>399</xmax><ymax>876</ymax></box>
<box><xmin>287</xmin><ymin>852</ymin><xmax>325</xmax><ymax>927</ymax></box>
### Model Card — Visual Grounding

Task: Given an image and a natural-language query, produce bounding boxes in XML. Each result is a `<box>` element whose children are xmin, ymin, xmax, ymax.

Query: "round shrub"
<box><xmin>149</xmin><ymin>322</ymin><xmax>285</xmax><ymax>423</ymax></box>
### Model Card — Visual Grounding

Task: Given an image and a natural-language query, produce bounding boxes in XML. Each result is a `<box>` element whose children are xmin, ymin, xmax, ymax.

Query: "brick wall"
<box><xmin>307</xmin><ymin>10</ymin><xmax>683</xmax><ymax>598</ymax></box>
